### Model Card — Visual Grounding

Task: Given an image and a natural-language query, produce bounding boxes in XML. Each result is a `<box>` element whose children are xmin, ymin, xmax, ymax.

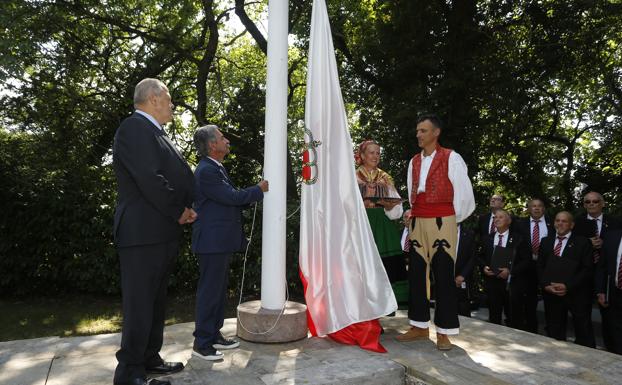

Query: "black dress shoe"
<box><xmin>146</xmin><ymin>361</ymin><xmax>184</xmax><ymax>375</ymax></box>
<box><xmin>212</xmin><ymin>334</ymin><xmax>240</xmax><ymax>350</ymax></box>
<box><xmin>114</xmin><ymin>378</ymin><xmax>171</xmax><ymax>385</ymax></box>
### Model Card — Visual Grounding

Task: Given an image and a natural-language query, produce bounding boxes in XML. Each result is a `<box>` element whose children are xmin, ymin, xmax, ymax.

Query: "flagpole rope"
<box><xmin>236</xmin><ymin>198</ymin><xmax>301</xmax><ymax>335</ymax></box>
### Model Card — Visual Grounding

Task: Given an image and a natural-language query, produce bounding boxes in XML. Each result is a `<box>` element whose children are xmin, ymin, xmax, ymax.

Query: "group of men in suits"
<box><xmin>112</xmin><ymin>79</ymin><xmax>268</xmax><ymax>385</ymax></box>
<box><xmin>473</xmin><ymin>192</ymin><xmax>622</xmax><ymax>354</ymax></box>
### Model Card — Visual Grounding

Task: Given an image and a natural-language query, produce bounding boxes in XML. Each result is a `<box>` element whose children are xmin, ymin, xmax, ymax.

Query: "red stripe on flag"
<box><xmin>299</xmin><ymin>269</ymin><xmax>387</xmax><ymax>353</ymax></box>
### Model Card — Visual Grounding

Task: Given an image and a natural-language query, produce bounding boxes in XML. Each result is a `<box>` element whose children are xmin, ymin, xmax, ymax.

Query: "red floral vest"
<box><xmin>410</xmin><ymin>146</ymin><xmax>455</xmax><ymax>216</ymax></box>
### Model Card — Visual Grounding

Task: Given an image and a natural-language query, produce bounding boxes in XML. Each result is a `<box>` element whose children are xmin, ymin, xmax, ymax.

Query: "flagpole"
<box><xmin>237</xmin><ymin>0</ymin><xmax>306</xmax><ymax>344</ymax></box>
<box><xmin>260</xmin><ymin>0</ymin><xmax>288</xmax><ymax>310</ymax></box>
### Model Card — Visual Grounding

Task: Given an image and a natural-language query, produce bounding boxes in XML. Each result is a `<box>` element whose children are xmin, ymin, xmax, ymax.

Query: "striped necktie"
<box><xmin>592</xmin><ymin>218</ymin><xmax>600</xmax><ymax>264</ymax></box>
<box><xmin>532</xmin><ymin>219</ymin><xmax>540</xmax><ymax>255</ymax></box>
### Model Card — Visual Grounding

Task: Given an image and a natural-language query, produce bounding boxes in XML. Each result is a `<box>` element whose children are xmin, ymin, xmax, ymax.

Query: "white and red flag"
<box><xmin>299</xmin><ymin>0</ymin><xmax>397</xmax><ymax>353</ymax></box>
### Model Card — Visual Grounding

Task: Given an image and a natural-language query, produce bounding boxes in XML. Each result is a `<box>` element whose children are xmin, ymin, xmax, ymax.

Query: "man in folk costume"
<box><xmin>396</xmin><ymin>114</ymin><xmax>475</xmax><ymax>350</ymax></box>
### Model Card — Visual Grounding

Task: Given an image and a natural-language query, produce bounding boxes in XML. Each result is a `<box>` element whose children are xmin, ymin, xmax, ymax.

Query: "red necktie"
<box><xmin>532</xmin><ymin>219</ymin><xmax>540</xmax><ymax>255</ymax></box>
<box><xmin>489</xmin><ymin>216</ymin><xmax>496</xmax><ymax>235</ymax></box>
<box><xmin>554</xmin><ymin>236</ymin><xmax>566</xmax><ymax>257</ymax></box>
<box><xmin>592</xmin><ymin>218</ymin><xmax>600</xmax><ymax>264</ymax></box>
<box><xmin>497</xmin><ymin>234</ymin><xmax>504</xmax><ymax>247</ymax></box>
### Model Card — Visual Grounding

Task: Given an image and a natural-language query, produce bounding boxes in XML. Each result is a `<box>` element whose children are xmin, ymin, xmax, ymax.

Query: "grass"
<box><xmin>0</xmin><ymin>293</ymin><xmax>239</xmax><ymax>342</ymax></box>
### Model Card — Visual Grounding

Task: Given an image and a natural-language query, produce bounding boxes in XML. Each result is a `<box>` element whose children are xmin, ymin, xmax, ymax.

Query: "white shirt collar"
<box><xmin>421</xmin><ymin>149</ymin><xmax>437</xmax><ymax>159</ymax></box>
<box><xmin>497</xmin><ymin>229</ymin><xmax>509</xmax><ymax>238</ymax></box>
<box><xmin>135</xmin><ymin>109</ymin><xmax>162</xmax><ymax>130</ymax></box>
<box><xmin>556</xmin><ymin>231</ymin><xmax>572</xmax><ymax>239</ymax></box>
<box><xmin>530</xmin><ymin>216</ymin><xmax>544</xmax><ymax>222</ymax></box>
<box><xmin>587</xmin><ymin>213</ymin><xmax>603</xmax><ymax>221</ymax></box>
<box><xmin>208</xmin><ymin>156</ymin><xmax>223</xmax><ymax>168</ymax></box>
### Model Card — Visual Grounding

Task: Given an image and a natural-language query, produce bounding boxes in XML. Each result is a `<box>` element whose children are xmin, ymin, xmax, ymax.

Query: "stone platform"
<box><xmin>1</xmin><ymin>310</ymin><xmax>620</xmax><ymax>385</ymax></box>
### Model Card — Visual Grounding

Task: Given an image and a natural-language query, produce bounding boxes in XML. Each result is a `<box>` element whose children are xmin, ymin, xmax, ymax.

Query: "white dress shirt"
<box><xmin>530</xmin><ymin>216</ymin><xmax>549</xmax><ymax>240</ymax></box>
<box><xmin>554</xmin><ymin>231</ymin><xmax>572</xmax><ymax>256</ymax></box>
<box><xmin>135</xmin><ymin>109</ymin><xmax>162</xmax><ymax>131</ymax></box>
<box><xmin>494</xmin><ymin>230</ymin><xmax>509</xmax><ymax>248</ymax></box>
<box><xmin>406</xmin><ymin>150</ymin><xmax>475</xmax><ymax>223</ymax></box>
<box><xmin>587</xmin><ymin>213</ymin><xmax>603</xmax><ymax>236</ymax></box>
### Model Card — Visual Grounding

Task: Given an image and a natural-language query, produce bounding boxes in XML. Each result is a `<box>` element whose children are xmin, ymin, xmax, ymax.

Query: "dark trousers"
<box><xmin>524</xmin><ymin>273</ymin><xmax>540</xmax><ymax>333</ymax></box>
<box><xmin>608</xmin><ymin>288</ymin><xmax>622</xmax><ymax>354</ymax></box>
<box><xmin>456</xmin><ymin>285</ymin><xmax>471</xmax><ymax>317</ymax></box>
<box><xmin>485</xmin><ymin>277</ymin><xmax>510</xmax><ymax>325</ymax></box>
<box><xmin>543</xmin><ymin>292</ymin><xmax>595</xmax><ymax>348</ymax></box>
<box><xmin>599</xmin><ymin>304</ymin><xmax>615</xmax><ymax>352</ymax></box>
<box><xmin>114</xmin><ymin>241</ymin><xmax>178</xmax><ymax>383</ymax></box>
<box><xmin>408</xmin><ymin>249</ymin><xmax>459</xmax><ymax>329</ymax></box>
<box><xmin>193</xmin><ymin>252</ymin><xmax>231</xmax><ymax>349</ymax></box>
<box><xmin>509</xmin><ymin>273</ymin><xmax>539</xmax><ymax>332</ymax></box>
<box><xmin>382</xmin><ymin>253</ymin><xmax>408</xmax><ymax>283</ymax></box>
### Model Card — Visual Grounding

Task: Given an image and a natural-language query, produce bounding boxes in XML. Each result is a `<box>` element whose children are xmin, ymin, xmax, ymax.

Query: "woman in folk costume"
<box><xmin>355</xmin><ymin>140</ymin><xmax>407</xmax><ymax>298</ymax></box>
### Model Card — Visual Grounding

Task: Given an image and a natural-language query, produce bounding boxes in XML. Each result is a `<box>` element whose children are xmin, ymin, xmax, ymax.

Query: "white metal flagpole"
<box><xmin>261</xmin><ymin>0</ymin><xmax>288</xmax><ymax>310</ymax></box>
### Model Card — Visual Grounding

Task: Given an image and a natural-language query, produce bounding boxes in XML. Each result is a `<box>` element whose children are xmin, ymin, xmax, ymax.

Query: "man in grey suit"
<box><xmin>113</xmin><ymin>78</ymin><xmax>195</xmax><ymax>385</ymax></box>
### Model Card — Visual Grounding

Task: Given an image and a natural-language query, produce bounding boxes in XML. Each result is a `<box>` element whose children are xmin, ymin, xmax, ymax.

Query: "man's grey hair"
<box><xmin>194</xmin><ymin>125</ymin><xmax>219</xmax><ymax>157</ymax></box>
<box><xmin>133</xmin><ymin>78</ymin><xmax>167</xmax><ymax>106</ymax></box>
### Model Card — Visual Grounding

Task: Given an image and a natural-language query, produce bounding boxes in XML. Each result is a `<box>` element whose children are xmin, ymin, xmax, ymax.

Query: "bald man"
<box><xmin>538</xmin><ymin>211</ymin><xmax>595</xmax><ymax>348</ymax></box>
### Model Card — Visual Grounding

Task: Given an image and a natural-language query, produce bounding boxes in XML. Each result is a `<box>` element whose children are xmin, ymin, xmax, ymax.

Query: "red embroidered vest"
<box><xmin>410</xmin><ymin>146</ymin><xmax>454</xmax><ymax>212</ymax></box>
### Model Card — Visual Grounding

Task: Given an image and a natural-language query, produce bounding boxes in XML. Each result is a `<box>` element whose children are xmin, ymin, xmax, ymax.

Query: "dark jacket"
<box><xmin>480</xmin><ymin>230</ymin><xmax>529</xmax><ymax>279</ymax></box>
<box><xmin>112</xmin><ymin>112</ymin><xmax>194</xmax><ymax>247</ymax></box>
<box><xmin>595</xmin><ymin>230</ymin><xmax>622</xmax><ymax>295</ymax></box>
<box><xmin>537</xmin><ymin>233</ymin><xmax>593</xmax><ymax>299</ymax></box>
<box><xmin>191</xmin><ymin>157</ymin><xmax>263</xmax><ymax>254</ymax></box>
<box><xmin>456</xmin><ymin>228</ymin><xmax>476</xmax><ymax>280</ymax></box>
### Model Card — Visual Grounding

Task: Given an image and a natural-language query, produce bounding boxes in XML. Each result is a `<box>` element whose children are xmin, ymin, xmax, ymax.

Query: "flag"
<box><xmin>299</xmin><ymin>0</ymin><xmax>397</xmax><ymax>353</ymax></box>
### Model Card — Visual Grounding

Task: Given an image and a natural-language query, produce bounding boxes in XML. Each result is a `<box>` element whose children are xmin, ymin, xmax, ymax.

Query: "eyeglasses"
<box><xmin>584</xmin><ymin>200</ymin><xmax>601</xmax><ymax>204</ymax></box>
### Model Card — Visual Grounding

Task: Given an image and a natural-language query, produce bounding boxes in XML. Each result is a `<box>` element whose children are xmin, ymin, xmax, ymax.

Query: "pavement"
<box><xmin>1</xmin><ymin>310</ymin><xmax>621</xmax><ymax>385</ymax></box>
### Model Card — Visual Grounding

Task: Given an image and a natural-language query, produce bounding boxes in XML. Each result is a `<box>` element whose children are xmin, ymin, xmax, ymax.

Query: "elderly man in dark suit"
<box><xmin>113</xmin><ymin>78</ymin><xmax>195</xmax><ymax>385</ymax></box>
<box><xmin>516</xmin><ymin>198</ymin><xmax>554</xmax><ymax>333</ymax></box>
<box><xmin>574</xmin><ymin>191</ymin><xmax>621</xmax><ymax>352</ymax></box>
<box><xmin>538</xmin><ymin>211</ymin><xmax>595</xmax><ymax>348</ymax></box>
<box><xmin>480</xmin><ymin>209</ymin><xmax>530</xmax><ymax>327</ymax></box>
<box><xmin>477</xmin><ymin>194</ymin><xmax>506</xmax><ymax>241</ymax></box>
<box><xmin>191</xmin><ymin>125</ymin><xmax>268</xmax><ymax>361</ymax></box>
<box><xmin>595</xmin><ymin>229</ymin><xmax>622</xmax><ymax>354</ymax></box>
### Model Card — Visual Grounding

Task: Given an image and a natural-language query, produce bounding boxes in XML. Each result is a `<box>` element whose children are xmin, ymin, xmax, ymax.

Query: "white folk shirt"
<box><xmin>406</xmin><ymin>149</ymin><xmax>475</xmax><ymax>223</ymax></box>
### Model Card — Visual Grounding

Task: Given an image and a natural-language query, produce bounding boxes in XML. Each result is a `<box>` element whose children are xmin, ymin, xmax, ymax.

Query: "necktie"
<box><xmin>554</xmin><ymin>236</ymin><xmax>566</xmax><ymax>257</ymax></box>
<box><xmin>617</xmin><ymin>254</ymin><xmax>622</xmax><ymax>289</ymax></box>
<box><xmin>592</xmin><ymin>218</ymin><xmax>601</xmax><ymax>264</ymax></box>
<box><xmin>489</xmin><ymin>216</ymin><xmax>496</xmax><ymax>235</ymax></box>
<box><xmin>532</xmin><ymin>219</ymin><xmax>540</xmax><ymax>255</ymax></box>
<box><xmin>497</xmin><ymin>234</ymin><xmax>504</xmax><ymax>247</ymax></box>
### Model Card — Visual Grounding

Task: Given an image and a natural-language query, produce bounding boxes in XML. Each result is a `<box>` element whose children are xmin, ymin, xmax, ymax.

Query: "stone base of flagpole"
<box><xmin>236</xmin><ymin>300</ymin><xmax>308</xmax><ymax>343</ymax></box>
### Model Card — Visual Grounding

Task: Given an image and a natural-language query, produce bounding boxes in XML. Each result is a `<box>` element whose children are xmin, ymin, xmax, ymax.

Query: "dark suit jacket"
<box><xmin>112</xmin><ymin>112</ymin><xmax>194</xmax><ymax>247</ymax></box>
<box><xmin>574</xmin><ymin>213</ymin><xmax>622</xmax><ymax>239</ymax></box>
<box><xmin>595</xmin><ymin>230</ymin><xmax>622</xmax><ymax>296</ymax></box>
<box><xmin>480</xmin><ymin>230</ymin><xmax>529</xmax><ymax>280</ymax></box>
<box><xmin>456</xmin><ymin>228</ymin><xmax>476</xmax><ymax>280</ymax></box>
<box><xmin>478</xmin><ymin>213</ymin><xmax>495</xmax><ymax>242</ymax></box>
<box><xmin>517</xmin><ymin>216</ymin><xmax>554</xmax><ymax>250</ymax></box>
<box><xmin>537</xmin><ymin>233</ymin><xmax>593</xmax><ymax>299</ymax></box>
<box><xmin>478</xmin><ymin>212</ymin><xmax>520</xmax><ymax>243</ymax></box>
<box><xmin>191</xmin><ymin>157</ymin><xmax>264</xmax><ymax>254</ymax></box>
